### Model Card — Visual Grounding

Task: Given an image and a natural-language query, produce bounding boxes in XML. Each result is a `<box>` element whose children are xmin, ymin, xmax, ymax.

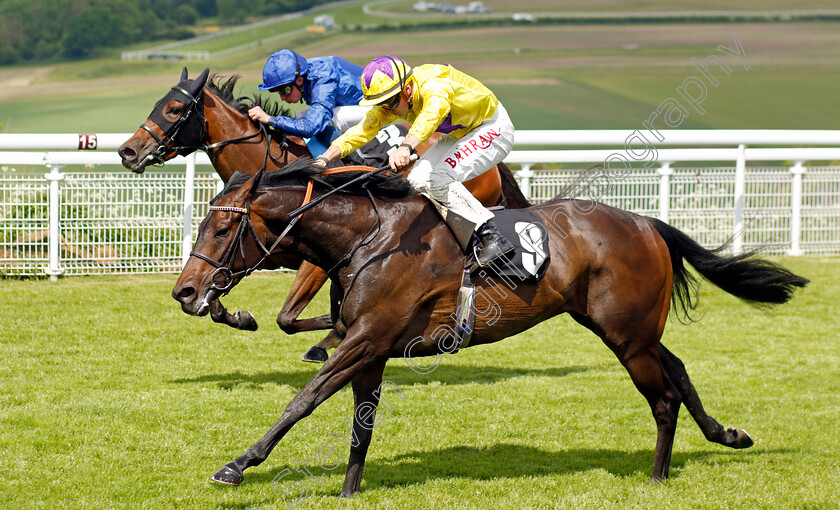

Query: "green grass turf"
<box><xmin>1</xmin><ymin>257</ymin><xmax>838</xmax><ymax>508</ymax></box>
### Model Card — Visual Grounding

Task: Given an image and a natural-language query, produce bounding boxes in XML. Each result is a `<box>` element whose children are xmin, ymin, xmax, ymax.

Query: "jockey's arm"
<box><xmin>314</xmin><ymin>145</ymin><xmax>343</xmax><ymax>168</ymax></box>
<box><xmin>390</xmin><ymin>133</ymin><xmax>419</xmax><ymax>170</ymax></box>
<box><xmin>315</xmin><ymin>108</ymin><xmax>394</xmax><ymax>167</ymax></box>
<box><xmin>267</xmin><ymin>103</ymin><xmax>333</xmax><ymax>138</ymax></box>
<box><xmin>267</xmin><ymin>76</ymin><xmax>338</xmax><ymax>138</ymax></box>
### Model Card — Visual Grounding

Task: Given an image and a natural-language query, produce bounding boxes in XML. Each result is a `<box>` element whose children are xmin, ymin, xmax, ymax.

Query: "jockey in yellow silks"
<box><xmin>314</xmin><ymin>56</ymin><xmax>515</xmax><ymax>267</ymax></box>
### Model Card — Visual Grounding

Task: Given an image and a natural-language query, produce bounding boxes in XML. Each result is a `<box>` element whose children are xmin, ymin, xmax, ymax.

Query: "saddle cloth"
<box><xmin>471</xmin><ymin>208</ymin><xmax>550</xmax><ymax>284</ymax></box>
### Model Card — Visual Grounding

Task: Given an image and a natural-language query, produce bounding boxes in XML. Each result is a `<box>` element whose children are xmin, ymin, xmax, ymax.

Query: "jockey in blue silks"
<box><xmin>248</xmin><ymin>49</ymin><xmax>370</xmax><ymax>157</ymax></box>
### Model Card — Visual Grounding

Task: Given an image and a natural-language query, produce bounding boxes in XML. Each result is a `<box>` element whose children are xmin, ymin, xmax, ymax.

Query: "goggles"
<box><xmin>378</xmin><ymin>92</ymin><xmax>402</xmax><ymax>110</ymax></box>
<box><xmin>270</xmin><ymin>82</ymin><xmax>298</xmax><ymax>95</ymax></box>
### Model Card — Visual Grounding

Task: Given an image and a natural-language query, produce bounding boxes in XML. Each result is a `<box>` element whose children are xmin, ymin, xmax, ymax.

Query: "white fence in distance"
<box><xmin>1</xmin><ymin>130</ymin><xmax>839</xmax><ymax>277</ymax></box>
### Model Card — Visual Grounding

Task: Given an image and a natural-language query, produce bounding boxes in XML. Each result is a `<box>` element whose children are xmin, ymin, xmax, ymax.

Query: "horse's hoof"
<box><xmin>235</xmin><ymin>311</ymin><xmax>258</xmax><ymax>331</ymax></box>
<box><xmin>302</xmin><ymin>346</ymin><xmax>329</xmax><ymax>363</ymax></box>
<box><xmin>210</xmin><ymin>465</ymin><xmax>244</xmax><ymax>486</ymax></box>
<box><xmin>727</xmin><ymin>428</ymin><xmax>754</xmax><ymax>449</ymax></box>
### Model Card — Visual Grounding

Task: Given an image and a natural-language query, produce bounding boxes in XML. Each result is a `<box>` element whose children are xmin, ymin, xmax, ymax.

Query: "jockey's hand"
<box><xmin>248</xmin><ymin>107</ymin><xmax>270</xmax><ymax>124</ymax></box>
<box><xmin>312</xmin><ymin>156</ymin><xmax>328</xmax><ymax>169</ymax></box>
<box><xmin>389</xmin><ymin>144</ymin><xmax>412</xmax><ymax>171</ymax></box>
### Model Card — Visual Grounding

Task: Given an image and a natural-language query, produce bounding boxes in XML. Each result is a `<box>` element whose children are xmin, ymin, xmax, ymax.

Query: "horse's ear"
<box><xmin>233</xmin><ymin>170</ymin><xmax>264</xmax><ymax>205</ymax></box>
<box><xmin>195</xmin><ymin>68</ymin><xmax>210</xmax><ymax>89</ymax></box>
<box><xmin>185</xmin><ymin>68</ymin><xmax>210</xmax><ymax>98</ymax></box>
<box><xmin>180</xmin><ymin>67</ymin><xmax>188</xmax><ymax>82</ymax></box>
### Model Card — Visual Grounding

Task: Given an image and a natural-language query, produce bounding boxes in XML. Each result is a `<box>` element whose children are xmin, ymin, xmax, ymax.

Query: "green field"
<box><xmin>377</xmin><ymin>0</ymin><xmax>840</xmax><ymax>14</ymax></box>
<box><xmin>1</xmin><ymin>258</ymin><xmax>838</xmax><ymax>509</ymax></box>
<box><xmin>2</xmin><ymin>21</ymin><xmax>840</xmax><ymax>133</ymax></box>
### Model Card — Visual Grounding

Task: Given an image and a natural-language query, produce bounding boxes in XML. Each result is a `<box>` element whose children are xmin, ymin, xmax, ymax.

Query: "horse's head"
<box><xmin>172</xmin><ymin>170</ymin><xmax>290</xmax><ymax>316</ymax></box>
<box><xmin>172</xmin><ymin>158</ymin><xmax>416</xmax><ymax>315</ymax></box>
<box><xmin>119</xmin><ymin>67</ymin><xmax>210</xmax><ymax>174</ymax></box>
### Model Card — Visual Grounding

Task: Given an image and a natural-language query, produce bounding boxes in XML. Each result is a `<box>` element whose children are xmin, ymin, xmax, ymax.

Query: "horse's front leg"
<box><xmin>211</xmin><ymin>332</ymin><xmax>381</xmax><ymax>486</ymax></box>
<box><xmin>209</xmin><ymin>298</ymin><xmax>258</xmax><ymax>331</ymax></box>
<box><xmin>277</xmin><ymin>260</ymin><xmax>332</xmax><ymax>334</ymax></box>
<box><xmin>340</xmin><ymin>358</ymin><xmax>387</xmax><ymax>497</ymax></box>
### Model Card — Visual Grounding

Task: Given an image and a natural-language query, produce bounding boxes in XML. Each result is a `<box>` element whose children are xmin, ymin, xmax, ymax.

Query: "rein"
<box><xmin>190</xmin><ymin>163</ymin><xmax>403</xmax><ymax>293</ymax></box>
<box><xmin>142</xmin><ymin>85</ymin><xmax>291</xmax><ymax>172</ymax></box>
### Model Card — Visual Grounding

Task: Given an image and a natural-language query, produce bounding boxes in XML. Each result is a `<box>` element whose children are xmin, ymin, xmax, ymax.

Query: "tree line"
<box><xmin>0</xmin><ymin>0</ymin><xmax>335</xmax><ymax>65</ymax></box>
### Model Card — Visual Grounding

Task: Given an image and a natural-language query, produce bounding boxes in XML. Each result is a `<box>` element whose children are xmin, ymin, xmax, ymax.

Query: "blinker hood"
<box><xmin>147</xmin><ymin>68</ymin><xmax>210</xmax><ymax>153</ymax></box>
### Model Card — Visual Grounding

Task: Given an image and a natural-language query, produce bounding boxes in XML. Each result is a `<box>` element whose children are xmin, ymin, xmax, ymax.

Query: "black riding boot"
<box><xmin>474</xmin><ymin>220</ymin><xmax>515</xmax><ymax>267</ymax></box>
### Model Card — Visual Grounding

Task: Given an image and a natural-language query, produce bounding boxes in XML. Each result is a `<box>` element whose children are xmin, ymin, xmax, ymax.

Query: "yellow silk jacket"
<box><xmin>332</xmin><ymin>64</ymin><xmax>499</xmax><ymax>158</ymax></box>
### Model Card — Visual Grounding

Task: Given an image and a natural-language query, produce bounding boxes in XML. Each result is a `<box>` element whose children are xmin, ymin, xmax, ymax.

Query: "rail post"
<box><xmin>180</xmin><ymin>152</ymin><xmax>197</xmax><ymax>268</ymax></box>
<box><xmin>657</xmin><ymin>162</ymin><xmax>673</xmax><ymax>223</ymax></box>
<box><xmin>788</xmin><ymin>161</ymin><xmax>805</xmax><ymax>256</ymax></box>
<box><xmin>732</xmin><ymin>144</ymin><xmax>747</xmax><ymax>255</ymax></box>
<box><xmin>516</xmin><ymin>164</ymin><xmax>533</xmax><ymax>201</ymax></box>
<box><xmin>43</xmin><ymin>158</ymin><xmax>65</xmax><ymax>280</ymax></box>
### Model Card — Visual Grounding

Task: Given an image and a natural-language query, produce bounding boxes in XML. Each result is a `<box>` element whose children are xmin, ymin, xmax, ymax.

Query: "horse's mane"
<box><xmin>212</xmin><ymin>158</ymin><xmax>415</xmax><ymax>204</ymax></box>
<box><xmin>207</xmin><ymin>74</ymin><xmax>292</xmax><ymax>119</ymax></box>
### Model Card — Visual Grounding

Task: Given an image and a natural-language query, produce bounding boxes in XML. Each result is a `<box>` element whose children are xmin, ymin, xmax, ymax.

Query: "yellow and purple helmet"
<box><xmin>359</xmin><ymin>56</ymin><xmax>413</xmax><ymax>106</ymax></box>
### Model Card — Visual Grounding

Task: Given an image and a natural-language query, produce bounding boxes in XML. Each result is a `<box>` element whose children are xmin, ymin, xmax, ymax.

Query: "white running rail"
<box><xmin>1</xmin><ymin>130</ymin><xmax>838</xmax><ymax>277</ymax></box>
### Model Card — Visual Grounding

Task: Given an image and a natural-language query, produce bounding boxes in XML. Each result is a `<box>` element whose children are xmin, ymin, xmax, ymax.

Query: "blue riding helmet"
<box><xmin>258</xmin><ymin>49</ymin><xmax>310</xmax><ymax>91</ymax></box>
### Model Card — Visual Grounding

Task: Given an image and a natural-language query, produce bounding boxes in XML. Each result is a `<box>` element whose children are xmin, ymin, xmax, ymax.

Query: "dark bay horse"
<box><xmin>171</xmin><ymin>159</ymin><xmax>808</xmax><ymax>497</ymax></box>
<box><xmin>119</xmin><ymin>68</ymin><xmax>530</xmax><ymax>360</ymax></box>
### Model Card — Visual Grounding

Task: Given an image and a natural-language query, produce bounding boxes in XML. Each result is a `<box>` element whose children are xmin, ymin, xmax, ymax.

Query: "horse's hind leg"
<box><xmin>659</xmin><ymin>344</ymin><xmax>753</xmax><ymax>449</ymax></box>
<box><xmin>618</xmin><ymin>344</ymin><xmax>683</xmax><ymax>481</ymax></box>
<box><xmin>574</xmin><ymin>310</ymin><xmax>681</xmax><ymax>479</ymax></box>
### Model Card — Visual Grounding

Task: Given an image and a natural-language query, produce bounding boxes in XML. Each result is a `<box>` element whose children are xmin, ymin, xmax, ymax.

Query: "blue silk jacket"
<box><xmin>268</xmin><ymin>56</ymin><xmax>364</xmax><ymax>137</ymax></box>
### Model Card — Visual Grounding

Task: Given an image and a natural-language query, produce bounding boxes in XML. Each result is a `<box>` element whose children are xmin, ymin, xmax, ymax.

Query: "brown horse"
<box><xmin>171</xmin><ymin>159</ymin><xmax>808</xmax><ymax>497</ymax></box>
<box><xmin>118</xmin><ymin>68</ymin><xmax>530</xmax><ymax>360</ymax></box>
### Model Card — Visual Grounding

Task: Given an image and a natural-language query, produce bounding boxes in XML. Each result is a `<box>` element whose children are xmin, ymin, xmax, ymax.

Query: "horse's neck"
<box><xmin>202</xmin><ymin>90</ymin><xmax>309</xmax><ymax>182</ymax></box>
<box><xmin>272</xmin><ymin>190</ymin><xmax>432</xmax><ymax>271</ymax></box>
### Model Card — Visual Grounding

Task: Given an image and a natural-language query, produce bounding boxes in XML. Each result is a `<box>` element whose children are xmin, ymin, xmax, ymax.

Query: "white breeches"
<box><xmin>406</xmin><ymin>102</ymin><xmax>515</xmax><ymax>229</ymax></box>
<box><xmin>330</xmin><ymin>105</ymin><xmax>371</xmax><ymax>132</ymax></box>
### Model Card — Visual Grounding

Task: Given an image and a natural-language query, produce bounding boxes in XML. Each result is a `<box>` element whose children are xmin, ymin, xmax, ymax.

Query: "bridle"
<box><xmin>139</xmin><ymin>81</ymin><xmax>290</xmax><ymax>171</ymax></box>
<box><xmin>189</xmin><ymin>163</ymin><xmax>403</xmax><ymax>295</ymax></box>
<box><xmin>188</xmin><ymin>196</ymin><xmax>285</xmax><ymax>294</ymax></box>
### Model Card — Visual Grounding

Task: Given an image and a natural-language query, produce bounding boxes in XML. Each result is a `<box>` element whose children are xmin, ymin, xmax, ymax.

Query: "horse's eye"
<box><xmin>169</xmin><ymin>106</ymin><xmax>182</xmax><ymax>115</ymax></box>
<box><xmin>215</xmin><ymin>227</ymin><xmax>231</xmax><ymax>238</ymax></box>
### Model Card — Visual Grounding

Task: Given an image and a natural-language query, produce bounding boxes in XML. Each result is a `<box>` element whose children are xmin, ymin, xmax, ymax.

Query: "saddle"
<box><xmin>451</xmin><ymin>207</ymin><xmax>551</xmax><ymax>352</ymax></box>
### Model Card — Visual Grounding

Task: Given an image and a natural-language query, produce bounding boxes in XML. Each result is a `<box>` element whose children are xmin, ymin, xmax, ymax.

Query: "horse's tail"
<box><xmin>497</xmin><ymin>162</ymin><xmax>531</xmax><ymax>209</ymax></box>
<box><xmin>646</xmin><ymin>217</ymin><xmax>809</xmax><ymax>322</ymax></box>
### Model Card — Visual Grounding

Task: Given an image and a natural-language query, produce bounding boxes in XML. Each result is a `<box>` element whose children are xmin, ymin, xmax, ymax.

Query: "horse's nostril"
<box><xmin>176</xmin><ymin>286</ymin><xmax>196</xmax><ymax>301</ymax></box>
<box><xmin>120</xmin><ymin>147</ymin><xmax>136</xmax><ymax>159</ymax></box>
